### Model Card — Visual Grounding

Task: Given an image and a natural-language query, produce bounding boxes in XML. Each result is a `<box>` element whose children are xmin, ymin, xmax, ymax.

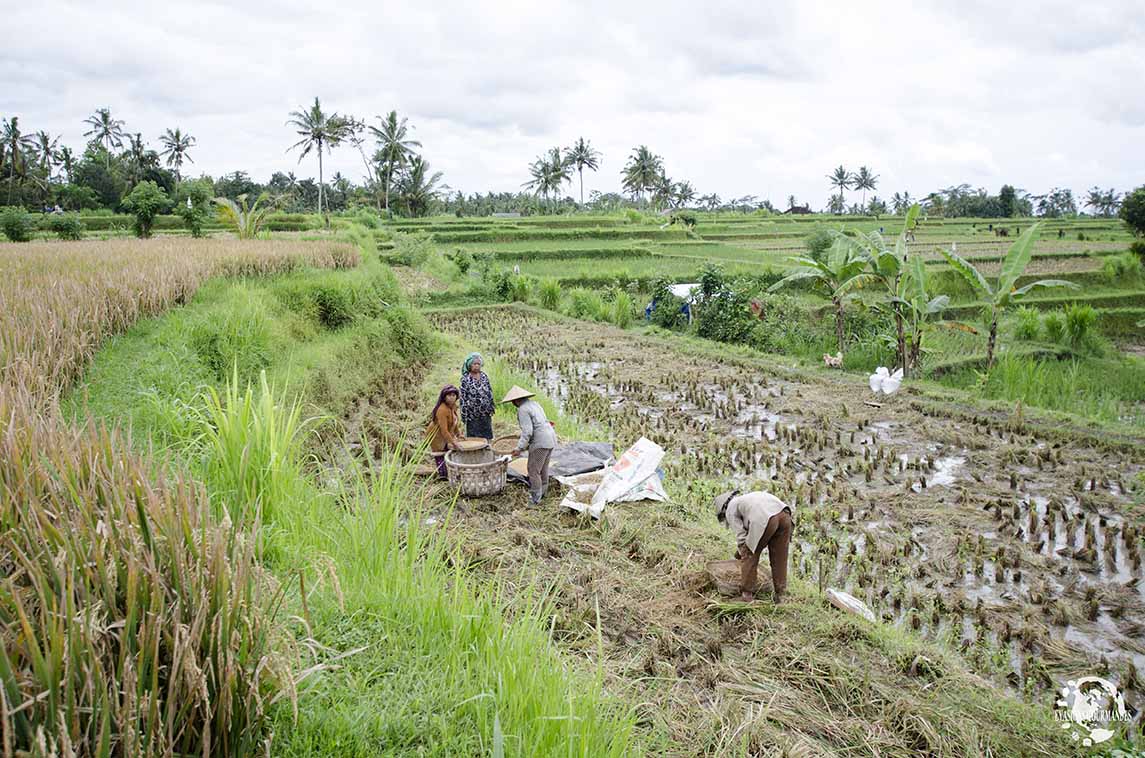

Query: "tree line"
<box><xmin>0</xmin><ymin>106</ymin><xmax>1136</xmax><ymax>220</ymax></box>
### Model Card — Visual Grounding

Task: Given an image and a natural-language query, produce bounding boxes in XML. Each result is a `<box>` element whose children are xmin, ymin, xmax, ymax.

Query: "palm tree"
<box><xmin>1101</xmin><ymin>189</ymin><xmax>1121</xmax><ymax>217</ymax></box>
<box><xmin>369</xmin><ymin>110</ymin><xmax>421</xmax><ymax>213</ymax></box>
<box><xmin>566</xmin><ymin>137</ymin><xmax>601</xmax><ymax>206</ymax></box>
<box><xmin>83</xmin><ymin>108</ymin><xmax>126</xmax><ymax>169</ymax></box>
<box><xmin>124</xmin><ymin>133</ymin><xmax>151</xmax><ymax>186</ymax></box>
<box><xmin>621</xmin><ymin>146</ymin><xmax>663</xmax><ymax>205</ymax></box>
<box><xmin>33</xmin><ymin>131</ymin><xmax>58</xmax><ymax>179</ymax></box>
<box><xmin>674</xmin><ymin>180</ymin><xmax>696</xmax><ymax>208</ymax></box>
<box><xmin>58</xmin><ymin>146</ymin><xmax>75</xmax><ymax>183</ymax></box>
<box><xmin>213</xmin><ymin>193</ymin><xmax>275</xmax><ymax>239</ymax></box>
<box><xmin>287</xmin><ymin>97</ymin><xmax>353</xmax><ymax>215</ymax></box>
<box><xmin>396</xmin><ymin>155</ymin><xmax>443</xmax><ymax>217</ymax></box>
<box><xmin>787</xmin><ymin>195</ymin><xmax>797</xmax><ymax>211</ymax></box>
<box><xmin>769</xmin><ymin>237</ymin><xmax>871</xmax><ymax>354</ymax></box>
<box><xmin>331</xmin><ymin>172</ymin><xmax>351</xmax><ymax>209</ymax></box>
<box><xmin>940</xmin><ymin>224</ymin><xmax>1079</xmax><ymax>369</ymax></box>
<box><xmin>854</xmin><ymin>166</ymin><xmax>879</xmax><ymax>210</ymax></box>
<box><xmin>522</xmin><ymin>148</ymin><xmax>569</xmax><ymax>211</ymax></box>
<box><xmin>891</xmin><ymin>191</ymin><xmax>914</xmax><ymax>215</ymax></box>
<box><xmin>159</xmin><ymin>128</ymin><xmax>195</xmax><ymax>184</ymax></box>
<box><xmin>2</xmin><ymin>117</ymin><xmax>35</xmax><ymax>203</ymax></box>
<box><xmin>827</xmin><ymin>165</ymin><xmax>853</xmax><ymax>213</ymax></box>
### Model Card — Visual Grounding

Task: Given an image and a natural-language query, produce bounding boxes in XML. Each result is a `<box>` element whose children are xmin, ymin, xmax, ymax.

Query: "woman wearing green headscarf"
<box><xmin>460</xmin><ymin>352</ymin><xmax>495</xmax><ymax>440</ymax></box>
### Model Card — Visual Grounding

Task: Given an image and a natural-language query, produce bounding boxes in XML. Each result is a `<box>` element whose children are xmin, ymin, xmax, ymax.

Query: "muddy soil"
<box><xmin>432</xmin><ymin>307</ymin><xmax>1145</xmax><ymax>729</ymax></box>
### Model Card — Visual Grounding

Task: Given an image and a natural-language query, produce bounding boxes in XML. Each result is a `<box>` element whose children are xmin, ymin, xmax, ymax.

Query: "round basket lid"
<box><xmin>456</xmin><ymin>437</ymin><xmax>491</xmax><ymax>452</ymax></box>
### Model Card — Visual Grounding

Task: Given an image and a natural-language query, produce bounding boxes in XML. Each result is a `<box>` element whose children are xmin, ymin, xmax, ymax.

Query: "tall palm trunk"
<box><xmin>833</xmin><ymin>296</ymin><xmax>846</xmax><ymax>354</ymax></box>
<box><xmin>317</xmin><ymin>148</ymin><xmax>325</xmax><ymax>217</ymax></box>
<box><xmin>579</xmin><ymin>168</ymin><xmax>584</xmax><ymax>206</ymax></box>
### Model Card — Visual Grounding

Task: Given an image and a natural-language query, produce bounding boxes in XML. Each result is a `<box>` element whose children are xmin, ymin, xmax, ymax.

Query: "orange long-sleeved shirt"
<box><xmin>427</xmin><ymin>403</ymin><xmax>461</xmax><ymax>452</ymax></box>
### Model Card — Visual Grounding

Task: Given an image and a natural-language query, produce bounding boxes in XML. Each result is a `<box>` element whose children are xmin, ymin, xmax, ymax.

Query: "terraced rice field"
<box><xmin>431</xmin><ymin>306</ymin><xmax>1145</xmax><ymax>744</ymax></box>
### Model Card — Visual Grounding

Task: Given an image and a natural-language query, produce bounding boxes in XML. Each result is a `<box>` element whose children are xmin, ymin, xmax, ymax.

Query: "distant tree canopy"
<box><xmin>1120</xmin><ymin>186</ymin><xmax>1145</xmax><ymax>236</ymax></box>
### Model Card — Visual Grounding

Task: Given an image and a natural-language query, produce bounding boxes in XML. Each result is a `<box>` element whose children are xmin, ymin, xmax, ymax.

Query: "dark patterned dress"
<box><xmin>460</xmin><ymin>371</ymin><xmax>495</xmax><ymax>440</ymax></box>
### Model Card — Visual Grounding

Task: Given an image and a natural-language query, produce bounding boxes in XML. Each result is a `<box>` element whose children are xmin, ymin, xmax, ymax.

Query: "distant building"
<box><xmin>783</xmin><ymin>205</ymin><xmax>813</xmax><ymax>215</ymax></box>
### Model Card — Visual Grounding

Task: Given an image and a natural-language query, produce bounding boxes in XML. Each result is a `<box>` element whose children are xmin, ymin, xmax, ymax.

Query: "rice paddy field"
<box><xmin>3</xmin><ymin>209</ymin><xmax>1144</xmax><ymax>755</ymax></box>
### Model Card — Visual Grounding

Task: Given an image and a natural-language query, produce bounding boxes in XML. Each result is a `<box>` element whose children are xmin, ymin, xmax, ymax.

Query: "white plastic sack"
<box><xmin>868</xmin><ymin>366</ymin><xmax>903</xmax><ymax>395</ymax></box>
<box><xmin>556</xmin><ymin>437</ymin><xmax>668</xmax><ymax>519</ymax></box>
<box><xmin>826</xmin><ymin>588</ymin><xmax>876</xmax><ymax>622</ymax></box>
<box><xmin>591</xmin><ymin>437</ymin><xmax>667</xmax><ymax>508</ymax></box>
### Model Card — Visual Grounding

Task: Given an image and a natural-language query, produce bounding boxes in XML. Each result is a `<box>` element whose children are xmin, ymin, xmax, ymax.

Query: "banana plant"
<box><xmin>213</xmin><ymin>193</ymin><xmax>274</xmax><ymax>240</ymax></box>
<box><xmin>837</xmin><ymin>203</ymin><xmax>922</xmax><ymax>375</ymax></box>
<box><xmin>898</xmin><ymin>252</ymin><xmax>952</xmax><ymax>372</ymax></box>
<box><xmin>940</xmin><ymin>223</ymin><xmax>1078</xmax><ymax>369</ymax></box>
<box><xmin>768</xmin><ymin>237</ymin><xmax>870</xmax><ymax>355</ymax></box>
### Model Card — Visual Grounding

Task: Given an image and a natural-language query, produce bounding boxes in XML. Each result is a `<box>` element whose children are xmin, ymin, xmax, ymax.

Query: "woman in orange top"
<box><xmin>426</xmin><ymin>384</ymin><xmax>462</xmax><ymax>478</ymax></box>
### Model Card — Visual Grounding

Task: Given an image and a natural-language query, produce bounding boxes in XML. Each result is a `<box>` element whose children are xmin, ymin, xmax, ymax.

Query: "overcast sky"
<box><xmin>3</xmin><ymin>0</ymin><xmax>1142</xmax><ymax>208</ymax></box>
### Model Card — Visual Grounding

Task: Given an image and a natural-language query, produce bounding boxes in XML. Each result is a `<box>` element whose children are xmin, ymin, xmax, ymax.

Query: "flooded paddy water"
<box><xmin>433</xmin><ymin>306</ymin><xmax>1145</xmax><ymax>736</ymax></box>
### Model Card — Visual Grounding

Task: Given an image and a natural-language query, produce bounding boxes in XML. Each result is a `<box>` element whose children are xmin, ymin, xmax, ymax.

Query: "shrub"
<box><xmin>47</xmin><ymin>212</ymin><xmax>85</xmax><ymax>240</ymax></box>
<box><xmin>1103</xmin><ymin>252</ymin><xmax>1142</xmax><ymax>284</ymax></box>
<box><xmin>177</xmin><ymin>179</ymin><xmax>215</xmax><ymax>238</ymax></box>
<box><xmin>696</xmin><ymin>288</ymin><xmax>755</xmax><ymax>344</ymax></box>
<box><xmin>509</xmin><ymin>274</ymin><xmax>530</xmax><ymax>303</ymax></box>
<box><xmin>1064</xmin><ymin>303</ymin><xmax>1098</xmax><ymax>349</ymax></box>
<box><xmin>122</xmin><ymin>180</ymin><xmax>171</xmax><ymax>238</ymax></box>
<box><xmin>612</xmin><ymin>289</ymin><xmax>634</xmax><ymax>328</ymax></box>
<box><xmin>1131</xmin><ymin>240</ymin><xmax>1145</xmax><ymax>264</ymax></box>
<box><xmin>1015</xmin><ymin>306</ymin><xmax>1041</xmax><ymax>340</ymax></box>
<box><xmin>567</xmin><ymin>288</ymin><xmax>606</xmax><ymax>320</ymax></box>
<box><xmin>0</xmin><ymin>206</ymin><xmax>35</xmax><ymax>241</ymax></box>
<box><xmin>670</xmin><ymin>210</ymin><xmax>697</xmax><ymax>229</ymax></box>
<box><xmin>353</xmin><ymin>207</ymin><xmax>382</xmax><ymax>229</ymax></box>
<box><xmin>698</xmin><ymin>263</ymin><xmax>727</xmax><ymax>303</ymax></box>
<box><xmin>383</xmin><ymin>304</ymin><xmax>433</xmax><ymax>360</ymax></box>
<box><xmin>804</xmin><ymin>225</ymin><xmax>833</xmax><ymax>262</ymax></box>
<box><xmin>391</xmin><ymin>231</ymin><xmax>435</xmax><ymax>266</ymax></box>
<box><xmin>446</xmin><ymin>247</ymin><xmax>474</xmax><ymax>274</ymax></box>
<box><xmin>1119</xmin><ymin>186</ymin><xmax>1145</xmax><ymax>236</ymax></box>
<box><xmin>624</xmin><ymin>208</ymin><xmax>643</xmax><ymax>224</ymax></box>
<box><xmin>649</xmin><ymin>292</ymin><xmax>688</xmax><ymax>330</ymax></box>
<box><xmin>190</xmin><ymin>297</ymin><xmax>274</xmax><ymax>381</ymax></box>
<box><xmin>539</xmin><ymin>277</ymin><xmax>561</xmax><ymax>310</ymax></box>
<box><xmin>1042</xmin><ymin>311</ymin><xmax>1065</xmax><ymax>342</ymax></box>
<box><xmin>274</xmin><ymin>276</ymin><xmax>359</xmax><ymax>330</ymax></box>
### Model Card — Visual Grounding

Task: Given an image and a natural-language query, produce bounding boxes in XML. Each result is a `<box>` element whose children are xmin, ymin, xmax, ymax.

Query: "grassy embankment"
<box><xmin>5</xmin><ymin>235</ymin><xmax>638</xmax><ymax>755</ymax></box>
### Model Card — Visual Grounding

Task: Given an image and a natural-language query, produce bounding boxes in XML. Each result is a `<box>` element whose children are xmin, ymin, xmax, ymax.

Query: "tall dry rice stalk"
<box><xmin>0</xmin><ymin>238</ymin><xmax>353</xmax><ymax>754</ymax></box>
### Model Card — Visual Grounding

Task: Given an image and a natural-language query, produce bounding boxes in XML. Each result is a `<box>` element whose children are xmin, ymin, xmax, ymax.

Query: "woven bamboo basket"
<box><xmin>491</xmin><ymin>435</ymin><xmax>518</xmax><ymax>455</ymax></box>
<box><xmin>456</xmin><ymin>437</ymin><xmax>491</xmax><ymax>452</ymax></box>
<box><xmin>445</xmin><ymin>448</ymin><xmax>507</xmax><ymax>497</ymax></box>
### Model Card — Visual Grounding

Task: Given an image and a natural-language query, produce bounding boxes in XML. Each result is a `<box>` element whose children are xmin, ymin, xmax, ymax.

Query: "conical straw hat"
<box><xmin>501</xmin><ymin>385</ymin><xmax>535</xmax><ymax>403</ymax></box>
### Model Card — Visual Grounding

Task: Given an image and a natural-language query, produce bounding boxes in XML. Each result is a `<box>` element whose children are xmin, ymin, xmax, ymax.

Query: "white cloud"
<box><xmin>2</xmin><ymin>0</ymin><xmax>1142</xmax><ymax>208</ymax></box>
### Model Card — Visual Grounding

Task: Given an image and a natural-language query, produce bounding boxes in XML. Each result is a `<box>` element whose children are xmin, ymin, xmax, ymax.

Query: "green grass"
<box><xmin>66</xmin><ymin>252</ymin><xmax>638</xmax><ymax>755</ymax></box>
<box><xmin>936</xmin><ymin>352</ymin><xmax>1145</xmax><ymax>427</ymax></box>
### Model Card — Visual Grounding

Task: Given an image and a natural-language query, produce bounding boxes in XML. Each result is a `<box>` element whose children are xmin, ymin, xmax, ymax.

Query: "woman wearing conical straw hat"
<box><xmin>502</xmin><ymin>385</ymin><xmax>557</xmax><ymax>505</ymax></box>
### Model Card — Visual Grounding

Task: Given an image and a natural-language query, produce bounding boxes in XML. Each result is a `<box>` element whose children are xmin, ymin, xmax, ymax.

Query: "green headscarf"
<box><xmin>463</xmin><ymin>352</ymin><xmax>484</xmax><ymax>374</ymax></box>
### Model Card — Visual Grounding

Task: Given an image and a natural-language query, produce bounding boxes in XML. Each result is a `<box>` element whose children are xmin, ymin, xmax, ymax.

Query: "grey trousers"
<box><xmin>526</xmin><ymin>447</ymin><xmax>553</xmax><ymax>503</ymax></box>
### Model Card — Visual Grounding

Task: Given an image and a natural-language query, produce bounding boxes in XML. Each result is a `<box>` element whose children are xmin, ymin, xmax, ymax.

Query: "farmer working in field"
<box><xmin>713</xmin><ymin>490</ymin><xmax>794</xmax><ymax>602</ymax></box>
<box><xmin>503</xmin><ymin>385</ymin><xmax>557</xmax><ymax>505</ymax></box>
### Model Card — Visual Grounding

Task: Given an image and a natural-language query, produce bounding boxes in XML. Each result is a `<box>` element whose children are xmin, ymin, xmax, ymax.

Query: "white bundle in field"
<box><xmin>868</xmin><ymin>366</ymin><xmax>903</xmax><ymax>395</ymax></box>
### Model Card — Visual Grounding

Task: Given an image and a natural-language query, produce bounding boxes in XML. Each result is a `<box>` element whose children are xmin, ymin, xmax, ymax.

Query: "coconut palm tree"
<box><xmin>622</xmin><ymin>146</ymin><xmax>663</xmax><ymax>205</ymax></box>
<box><xmin>287</xmin><ymin>97</ymin><xmax>353</xmax><ymax>215</ymax></box>
<box><xmin>369</xmin><ymin>110</ymin><xmax>421</xmax><ymax>213</ymax></box>
<box><xmin>674</xmin><ymin>180</ymin><xmax>696</xmax><ymax>208</ymax></box>
<box><xmin>940</xmin><ymin>224</ymin><xmax>1079</xmax><ymax>369</ymax></box>
<box><xmin>58</xmin><ymin>146</ymin><xmax>75</xmax><ymax>183</ymax></box>
<box><xmin>522</xmin><ymin>148</ymin><xmax>569</xmax><ymax>211</ymax></box>
<box><xmin>827</xmin><ymin>165</ymin><xmax>853</xmax><ymax>213</ymax></box>
<box><xmin>566</xmin><ymin>137</ymin><xmax>601</xmax><ymax>206</ymax></box>
<box><xmin>83</xmin><ymin>108</ymin><xmax>126</xmax><ymax>169</ymax></box>
<box><xmin>854</xmin><ymin>166</ymin><xmax>879</xmax><ymax>210</ymax></box>
<box><xmin>396</xmin><ymin>155</ymin><xmax>443</xmax><ymax>217</ymax></box>
<box><xmin>123</xmin><ymin>133</ymin><xmax>152</xmax><ymax>187</ymax></box>
<box><xmin>33</xmin><ymin>131</ymin><xmax>59</xmax><ymax>179</ymax></box>
<box><xmin>2</xmin><ymin>117</ymin><xmax>36</xmax><ymax>203</ymax></box>
<box><xmin>769</xmin><ymin>237</ymin><xmax>871</xmax><ymax>354</ymax></box>
<box><xmin>159</xmin><ymin>128</ymin><xmax>195</xmax><ymax>184</ymax></box>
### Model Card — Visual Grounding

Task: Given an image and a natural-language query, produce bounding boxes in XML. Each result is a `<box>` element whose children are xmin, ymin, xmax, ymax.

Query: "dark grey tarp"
<box><xmin>507</xmin><ymin>442</ymin><xmax>614</xmax><ymax>483</ymax></box>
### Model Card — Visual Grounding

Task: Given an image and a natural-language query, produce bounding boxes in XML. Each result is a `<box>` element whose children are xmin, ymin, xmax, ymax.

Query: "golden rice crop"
<box><xmin>0</xmin><ymin>237</ymin><xmax>353</xmax><ymax>755</ymax></box>
<box><xmin>0</xmin><ymin>238</ymin><xmax>358</xmax><ymax>410</ymax></box>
